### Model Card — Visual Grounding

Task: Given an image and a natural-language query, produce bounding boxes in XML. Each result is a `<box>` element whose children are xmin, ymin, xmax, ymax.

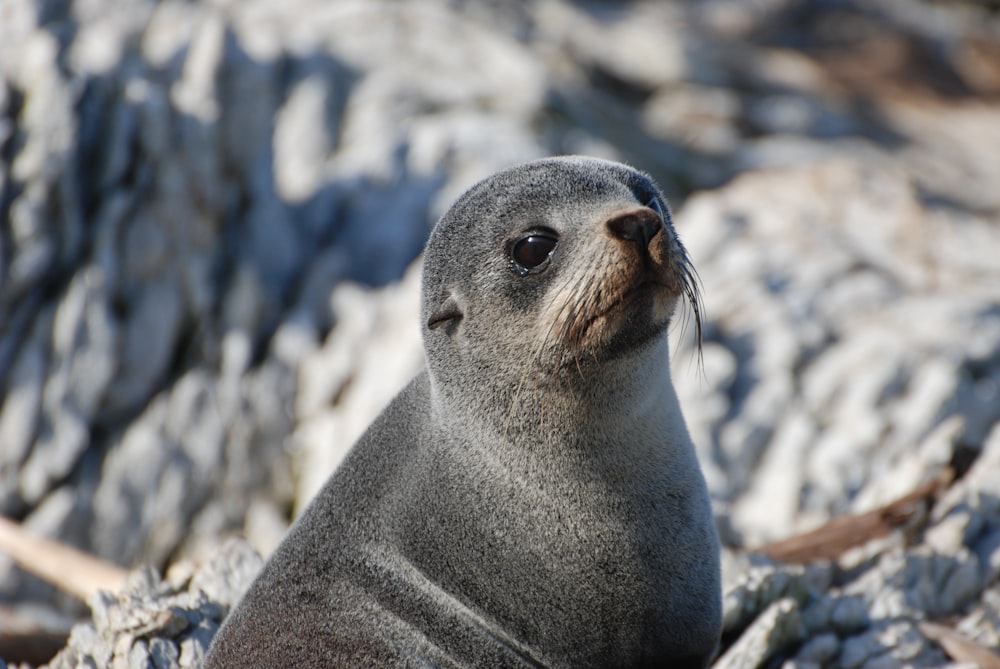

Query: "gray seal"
<box><xmin>205</xmin><ymin>156</ymin><xmax>721</xmax><ymax>668</ymax></box>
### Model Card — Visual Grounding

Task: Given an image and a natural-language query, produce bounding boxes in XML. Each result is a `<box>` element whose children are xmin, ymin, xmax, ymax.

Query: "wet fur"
<box><xmin>206</xmin><ymin>157</ymin><xmax>721</xmax><ymax>668</ymax></box>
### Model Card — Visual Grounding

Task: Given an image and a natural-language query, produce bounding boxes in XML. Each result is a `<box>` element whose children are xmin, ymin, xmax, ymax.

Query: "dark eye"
<box><xmin>511</xmin><ymin>234</ymin><xmax>558</xmax><ymax>273</ymax></box>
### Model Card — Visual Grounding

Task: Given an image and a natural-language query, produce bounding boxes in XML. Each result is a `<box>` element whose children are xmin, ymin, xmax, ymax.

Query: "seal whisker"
<box><xmin>676</xmin><ymin>256</ymin><xmax>706</xmax><ymax>375</ymax></box>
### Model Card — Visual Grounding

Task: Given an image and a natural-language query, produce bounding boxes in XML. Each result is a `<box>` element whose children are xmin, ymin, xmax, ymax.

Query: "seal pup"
<box><xmin>206</xmin><ymin>156</ymin><xmax>721</xmax><ymax>668</ymax></box>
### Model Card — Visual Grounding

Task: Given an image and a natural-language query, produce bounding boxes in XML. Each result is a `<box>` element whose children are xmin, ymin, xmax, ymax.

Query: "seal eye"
<box><xmin>511</xmin><ymin>234</ymin><xmax>558</xmax><ymax>273</ymax></box>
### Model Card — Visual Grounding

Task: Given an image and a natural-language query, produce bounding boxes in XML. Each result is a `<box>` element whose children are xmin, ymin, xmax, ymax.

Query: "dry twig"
<box><xmin>0</xmin><ymin>515</ymin><xmax>129</xmax><ymax>601</ymax></box>
<box><xmin>919</xmin><ymin>621</ymin><xmax>1000</xmax><ymax>669</ymax></box>
<box><xmin>753</xmin><ymin>468</ymin><xmax>954</xmax><ymax>563</ymax></box>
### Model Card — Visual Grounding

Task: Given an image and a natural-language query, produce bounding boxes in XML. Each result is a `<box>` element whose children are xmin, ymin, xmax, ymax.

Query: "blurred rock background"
<box><xmin>1</xmin><ymin>0</ymin><xmax>999</xmax><ymax>667</ymax></box>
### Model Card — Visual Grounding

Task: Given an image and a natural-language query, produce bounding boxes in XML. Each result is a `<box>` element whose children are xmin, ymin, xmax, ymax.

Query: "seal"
<box><xmin>205</xmin><ymin>156</ymin><xmax>721</xmax><ymax>668</ymax></box>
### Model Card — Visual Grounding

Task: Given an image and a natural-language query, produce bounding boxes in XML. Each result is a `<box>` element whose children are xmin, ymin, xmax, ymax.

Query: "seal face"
<box><xmin>206</xmin><ymin>157</ymin><xmax>721</xmax><ymax>669</ymax></box>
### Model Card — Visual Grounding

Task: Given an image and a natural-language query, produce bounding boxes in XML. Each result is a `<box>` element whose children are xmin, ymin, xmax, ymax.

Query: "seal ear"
<box><xmin>427</xmin><ymin>295</ymin><xmax>463</xmax><ymax>332</ymax></box>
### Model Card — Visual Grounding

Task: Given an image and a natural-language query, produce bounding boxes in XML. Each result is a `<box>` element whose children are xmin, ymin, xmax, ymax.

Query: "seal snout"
<box><xmin>606</xmin><ymin>208</ymin><xmax>663</xmax><ymax>250</ymax></box>
<box><xmin>605</xmin><ymin>206</ymin><xmax>674</xmax><ymax>292</ymax></box>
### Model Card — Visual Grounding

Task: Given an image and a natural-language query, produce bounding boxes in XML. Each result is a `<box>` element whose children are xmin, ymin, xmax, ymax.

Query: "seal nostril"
<box><xmin>607</xmin><ymin>211</ymin><xmax>662</xmax><ymax>248</ymax></box>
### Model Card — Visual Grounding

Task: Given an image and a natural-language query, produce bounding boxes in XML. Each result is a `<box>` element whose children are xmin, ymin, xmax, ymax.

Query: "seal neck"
<box><xmin>428</xmin><ymin>335</ymin><xmax>684</xmax><ymax>451</ymax></box>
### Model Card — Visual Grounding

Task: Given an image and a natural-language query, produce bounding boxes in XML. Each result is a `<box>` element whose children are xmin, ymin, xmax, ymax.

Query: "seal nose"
<box><xmin>607</xmin><ymin>209</ymin><xmax>662</xmax><ymax>249</ymax></box>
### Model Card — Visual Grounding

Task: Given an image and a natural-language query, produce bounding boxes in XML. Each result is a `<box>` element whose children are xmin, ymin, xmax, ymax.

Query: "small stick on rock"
<box><xmin>752</xmin><ymin>468</ymin><xmax>953</xmax><ymax>563</ymax></box>
<box><xmin>919</xmin><ymin>621</ymin><xmax>1000</xmax><ymax>669</ymax></box>
<box><xmin>0</xmin><ymin>515</ymin><xmax>129</xmax><ymax>601</ymax></box>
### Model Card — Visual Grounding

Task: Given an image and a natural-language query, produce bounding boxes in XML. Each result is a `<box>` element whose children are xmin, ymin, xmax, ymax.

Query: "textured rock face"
<box><xmin>676</xmin><ymin>159</ymin><xmax>1000</xmax><ymax>539</ymax></box>
<box><xmin>1</xmin><ymin>0</ymin><xmax>999</xmax><ymax>667</ymax></box>
<box><xmin>42</xmin><ymin>540</ymin><xmax>262</xmax><ymax>669</ymax></box>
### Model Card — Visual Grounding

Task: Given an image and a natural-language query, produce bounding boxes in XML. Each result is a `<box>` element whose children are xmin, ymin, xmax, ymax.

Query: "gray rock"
<box><xmin>722</xmin><ymin>561</ymin><xmax>830</xmax><ymax>636</ymax></box>
<box><xmin>838</xmin><ymin>620</ymin><xmax>949</xmax><ymax>669</ymax></box>
<box><xmin>90</xmin><ymin>397</ymin><xmax>171</xmax><ymax>565</ymax></box>
<box><xmin>46</xmin><ymin>540</ymin><xmax>259</xmax><ymax>669</ymax></box>
<box><xmin>110</xmin><ymin>272</ymin><xmax>185</xmax><ymax>415</ymax></box>
<box><xmin>124</xmin><ymin>641</ymin><xmax>151</xmax><ymax>669</ymax></box>
<box><xmin>19</xmin><ymin>267</ymin><xmax>117</xmax><ymax>505</ymax></box>
<box><xmin>0</xmin><ymin>333</ymin><xmax>46</xmax><ymax>512</ymax></box>
<box><xmin>795</xmin><ymin>633</ymin><xmax>841</xmax><ymax>665</ymax></box>
<box><xmin>845</xmin><ymin>547</ymin><xmax>982</xmax><ymax>620</ymax></box>
<box><xmin>176</xmin><ymin>620</ymin><xmax>216</xmax><ymax>669</ymax></box>
<box><xmin>148</xmin><ymin>638</ymin><xmax>178</xmax><ymax>669</ymax></box>
<box><xmin>829</xmin><ymin>596</ymin><xmax>870</xmax><ymax>636</ymax></box>
<box><xmin>189</xmin><ymin>538</ymin><xmax>263</xmax><ymax>610</ymax></box>
<box><xmin>973</xmin><ymin>528</ymin><xmax>1000</xmax><ymax>586</ymax></box>
<box><xmin>714</xmin><ymin>597</ymin><xmax>805</xmax><ymax>669</ymax></box>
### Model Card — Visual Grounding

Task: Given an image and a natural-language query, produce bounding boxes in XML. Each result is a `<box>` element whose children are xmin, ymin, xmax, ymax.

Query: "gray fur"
<box><xmin>205</xmin><ymin>157</ymin><xmax>721</xmax><ymax>668</ymax></box>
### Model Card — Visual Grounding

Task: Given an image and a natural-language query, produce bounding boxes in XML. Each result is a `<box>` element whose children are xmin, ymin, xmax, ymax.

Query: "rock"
<box><xmin>45</xmin><ymin>540</ymin><xmax>260</xmax><ymax>669</ymax></box>
<box><xmin>845</xmin><ymin>547</ymin><xmax>982</xmax><ymax>620</ymax></box>
<box><xmin>838</xmin><ymin>620</ymin><xmax>949</xmax><ymax>669</ymax></box>
<box><xmin>732</xmin><ymin>411</ymin><xmax>814</xmax><ymax>543</ymax></box>
<box><xmin>20</xmin><ymin>267</ymin><xmax>118</xmax><ymax>506</ymax></box>
<box><xmin>714</xmin><ymin>597</ymin><xmax>805</xmax><ymax>669</ymax></box>
<box><xmin>677</xmin><ymin>158</ymin><xmax>1000</xmax><ymax>540</ymax></box>
<box><xmin>188</xmin><ymin>539</ymin><xmax>262</xmax><ymax>610</ymax></box>
<box><xmin>721</xmin><ymin>560</ymin><xmax>830</xmax><ymax>636</ymax></box>
<box><xmin>109</xmin><ymin>271</ymin><xmax>185</xmax><ymax>416</ymax></box>
<box><xmin>0</xmin><ymin>332</ymin><xmax>46</xmax><ymax>514</ymax></box>
<box><xmin>795</xmin><ymin>633</ymin><xmax>841</xmax><ymax>666</ymax></box>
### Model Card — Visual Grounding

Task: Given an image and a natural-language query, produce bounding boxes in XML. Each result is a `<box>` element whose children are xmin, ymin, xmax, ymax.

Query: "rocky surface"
<box><xmin>1</xmin><ymin>0</ymin><xmax>999</xmax><ymax>667</ymax></box>
<box><xmin>36</xmin><ymin>540</ymin><xmax>260</xmax><ymax>669</ymax></box>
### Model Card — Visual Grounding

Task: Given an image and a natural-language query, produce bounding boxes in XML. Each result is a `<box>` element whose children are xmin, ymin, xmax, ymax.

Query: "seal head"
<box><xmin>423</xmin><ymin>156</ymin><xmax>703</xmax><ymax>431</ymax></box>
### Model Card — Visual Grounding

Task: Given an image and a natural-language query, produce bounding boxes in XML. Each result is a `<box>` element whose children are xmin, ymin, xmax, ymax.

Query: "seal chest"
<box><xmin>205</xmin><ymin>156</ymin><xmax>722</xmax><ymax>669</ymax></box>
